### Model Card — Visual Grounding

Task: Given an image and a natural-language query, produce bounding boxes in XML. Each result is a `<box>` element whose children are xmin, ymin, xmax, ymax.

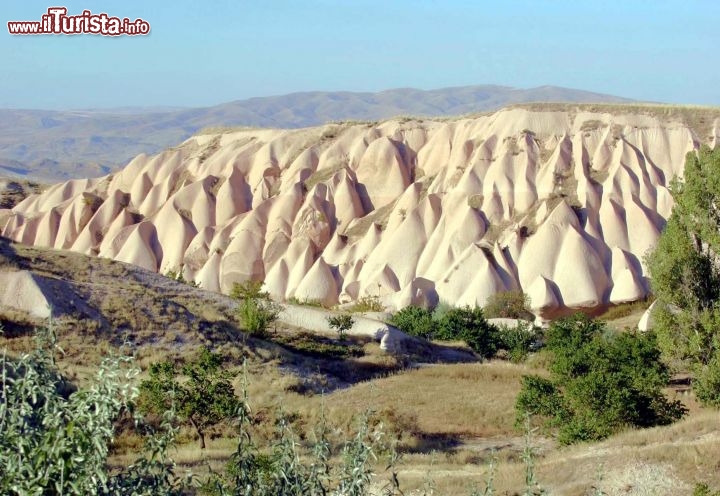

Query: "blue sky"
<box><xmin>1</xmin><ymin>0</ymin><xmax>718</xmax><ymax>109</ymax></box>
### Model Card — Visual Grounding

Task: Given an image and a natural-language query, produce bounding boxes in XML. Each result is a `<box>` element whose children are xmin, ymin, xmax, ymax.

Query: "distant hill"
<box><xmin>0</xmin><ymin>85</ymin><xmax>633</xmax><ymax>182</ymax></box>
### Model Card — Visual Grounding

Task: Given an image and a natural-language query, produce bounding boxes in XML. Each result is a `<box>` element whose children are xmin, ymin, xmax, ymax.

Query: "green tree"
<box><xmin>497</xmin><ymin>321</ymin><xmax>540</xmax><ymax>363</ymax></box>
<box><xmin>327</xmin><ymin>313</ymin><xmax>355</xmax><ymax>340</ymax></box>
<box><xmin>138</xmin><ymin>347</ymin><xmax>241</xmax><ymax>449</ymax></box>
<box><xmin>694</xmin><ymin>356</ymin><xmax>720</xmax><ymax>408</ymax></box>
<box><xmin>239</xmin><ymin>298</ymin><xmax>281</xmax><ymax>337</ymax></box>
<box><xmin>646</xmin><ymin>145</ymin><xmax>720</xmax><ymax>405</ymax></box>
<box><xmin>516</xmin><ymin>314</ymin><xmax>686</xmax><ymax>444</ymax></box>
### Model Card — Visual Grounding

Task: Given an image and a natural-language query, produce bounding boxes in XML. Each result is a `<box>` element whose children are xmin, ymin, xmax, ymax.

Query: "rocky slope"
<box><xmin>2</xmin><ymin>104</ymin><xmax>719</xmax><ymax>317</ymax></box>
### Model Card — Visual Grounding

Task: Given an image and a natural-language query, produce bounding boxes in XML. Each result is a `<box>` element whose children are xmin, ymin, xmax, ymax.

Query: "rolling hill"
<box><xmin>0</xmin><ymin>85</ymin><xmax>632</xmax><ymax>181</ymax></box>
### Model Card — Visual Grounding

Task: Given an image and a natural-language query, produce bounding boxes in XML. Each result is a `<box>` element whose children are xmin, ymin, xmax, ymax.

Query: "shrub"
<box><xmin>231</xmin><ymin>279</ymin><xmax>281</xmax><ymax>337</ymax></box>
<box><xmin>435</xmin><ymin>306</ymin><xmax>501</xmax><ymax>358</ymax></box>
<box><xmin>695</xmin><ymin>483</ymin><xmax>720</xmax><ymax>496</ymax></box>
<box><xmin>274</xmin><ymin>332</ymin><xmax>364</xmax><ymax>359</ymax></box>
<box><xmin>165</xmin><ymin>268</ymin><xmax>199</xmax><ymax>287</ymax></box>
<box><xmin>347</xmin><ymin>295</ymin><xmax>384</xmax><ymax>313</ymax></box>
<box><xmin>484</xmin><ymin>290</ymin><xmax>534</xmax><ymax>321</ymax></box>
<box><xmin>211</xmin><ymin>367</ymin><xmax>382</xmax><ymax>496</ymax></box>
<box><xmin>431</xmin><ymin>300</ymin><xmax>453</xmax><ymax>320</ymax></box>
<box><xmin>694</xmin><ymin>356</ymin><xmax>720</xmax><ymax>407</ymax></box>
<box><xmin>239</xmin><ymin>297</ymin><xmax>281</xmax><ymax>337</ymax></box>
<box><xmin>231</xmin><ymin>280</ymin><xmax>269</xmax><ymax>301</ymax></box>
<box><xmin>516</xmin><ymin>314</ymin><xmax>687</xmax><ymax>444</ymax></box>
<box><xmin>288</xmin><ymin>296</ymin><xmax>325</xmax><ymax>307</ymax></box>
<box><xmin>0</xmin><ymin>328</ymin><xmax>131</xmax><ymax>494</ymax></box>
<box><xmin>515</xmin><ymin>375</ymin><xmax>567</xmax><ymax>425</ymax></box>
<box><xmin>327</xmin><ymin>313</ymin><xmax>355</xmax><ymax>340</ymax></box>
<box><xmin>389</xmin><ymin>305</ymin><xmax>502</xmax><ymax>358</ymax></box>
<box><xmin>498</xmin><ymin>321</ymin><xmax>541</xmax><ymax>362</ymax></box>
<box><xmin>334</xmin><ymin>412</ymin><xmax>380</xmax><ymax>496</ymax></box>
<box><xmin>388</xmin><ymin>306</ymin><xmax>437</xmax><ymax>339</ymax></box>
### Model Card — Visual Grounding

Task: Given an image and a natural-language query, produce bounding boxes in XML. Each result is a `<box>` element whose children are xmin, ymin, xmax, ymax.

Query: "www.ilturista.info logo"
<box><xmin>8</xmin><ymin>7</ymin><xmax>150</xmax><ymax>36</ymax></box>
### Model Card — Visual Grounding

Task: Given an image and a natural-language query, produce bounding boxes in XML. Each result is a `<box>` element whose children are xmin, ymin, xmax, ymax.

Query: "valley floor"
<box><xmin>1</xmin><ymin>239</ymin><xmax>719</xmax><ymax>495</ymax></box>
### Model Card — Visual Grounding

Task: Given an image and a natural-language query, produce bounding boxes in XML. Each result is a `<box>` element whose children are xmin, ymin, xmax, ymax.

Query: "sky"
<box><xmin>1</xmin><ymin>0</ymin><xmax>718</xmax><ymax>109</ymax></box>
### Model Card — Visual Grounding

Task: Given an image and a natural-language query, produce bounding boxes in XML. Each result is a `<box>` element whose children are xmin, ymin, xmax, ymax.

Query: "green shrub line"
<box><xmin>273</xmin><ymin>331</ymin><xmax>364</xmax><ymax>359</ymax></box>
<box><xmin>388</xmin><ymin>304</ymin><xmax>540</xmax><ymax>360</ymax></box>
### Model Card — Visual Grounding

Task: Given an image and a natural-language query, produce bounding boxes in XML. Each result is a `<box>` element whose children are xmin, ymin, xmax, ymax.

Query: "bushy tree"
<box><xmin>497</xmin><ymin>321</ymin><xmax>540</xmax><ymax>363</ymax></box>
<box><xmin>239</xmin><ymin>298</ymin><xmax>281</xmax><ymax>337</ymax></box>
<box><xmin>435</xmin><ymin>305</ymin><xmax>501</xmax><ymax>358</ymax></box>
<box><xmin>483</xmin><ymin>290</ymin><xmax>535</xmax><ymax>321</ymax></box>
<box><xmin>0</xmin><ymin>328</ymin><xmax>131</xmax><ymax>494</ymax></box>
<box><xmin>388</xmin><ymin>306</ymin><xmax>437</xmax><ymax>339</ymax></box>
<box><xmin>138</xmin><ymin>347</ymin><xmax>241</xmax><ymax>449</ymax></box>
<box><xmin>646</xmin><ymin>145</ymin><xmax>720</xmax><ymax>405</ymax></box>
<box><xmin>516</xmin><ymin>314</ymin><xmax>686</xmax><ymax>444</ymax></box>
<box><xmin>694</xmin><ymin>356</ymin><xmax>720</xmax><ymax>408</ymax></box>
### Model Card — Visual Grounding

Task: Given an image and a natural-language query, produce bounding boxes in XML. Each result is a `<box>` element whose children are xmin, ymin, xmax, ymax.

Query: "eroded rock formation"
<box><xmin>2</xmin><ymin>106</ymin><xmax>719</xmax><ymax>317</ymax></box>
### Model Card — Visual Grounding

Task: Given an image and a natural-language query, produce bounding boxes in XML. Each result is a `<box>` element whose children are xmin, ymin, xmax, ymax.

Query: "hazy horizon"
<box><xmin>0</xmin><ymin>83</ymin><xmax>637</xmax><ymax>112</ymax></box>
<box><xmin>2</xmin><ymin>1</ymin><xmax>719</xmax><ymax>109</ymax></box>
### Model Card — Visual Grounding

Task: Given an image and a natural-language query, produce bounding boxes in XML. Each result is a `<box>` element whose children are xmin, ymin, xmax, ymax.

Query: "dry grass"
<box><xmin>386</xmin><ymin>408</ymin><xmax>720</xmax><ymax>495</ymax></box>
<box><xmin>105</xmin><ymin>359</ymin><xmax>542</xmax><ymax>492</ymax></box>
<box><xmin>580</xmin><ymin>119</ymin><xmax>609</xmax><ymax>132</ymax></box>
<box><xmin>600</xmin><ymin>300</ymin><xmax>653</xmax><ymax>331</ymax></box>
<box><xmin>7</xmin><ymin>302</ymin><xmax>720</xmax><ymax>495</ymax></box>
<box><xmin>0</xmin><ymin>239</ymin><xmax>245</xmax><ymax>348</ymax></box>
<box><xmin>534</xmin><ymin>409</ymin><xmax>720</xmax><ymax>494</ymax></box>
<box><xmin>4</xmin><ymin>240</ymin><xmax>720</xmax><ymax>494</ymax></box>
<box><xmin>307</xmin><ymin>361</ymin><xmax>529</xmax><ymax>441</ymax></box>
<box><xmin>193</xmin><ymin>125</ymin><xmax>262</xmax><ymax>135</ymax></box>
<box><xmin>509</xmin><ymin>102</ymin><xmax>720</xmax><ymax>143</ymax></box>
<box><xmin>467</xmin><ymin>194</ymin><xmax>483</xmax><ymax>210</ymax></box>
<box><xmin>598</xmin><ymin>299</ymin><xmax>652</xmax><ymax>320</ymax></box>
